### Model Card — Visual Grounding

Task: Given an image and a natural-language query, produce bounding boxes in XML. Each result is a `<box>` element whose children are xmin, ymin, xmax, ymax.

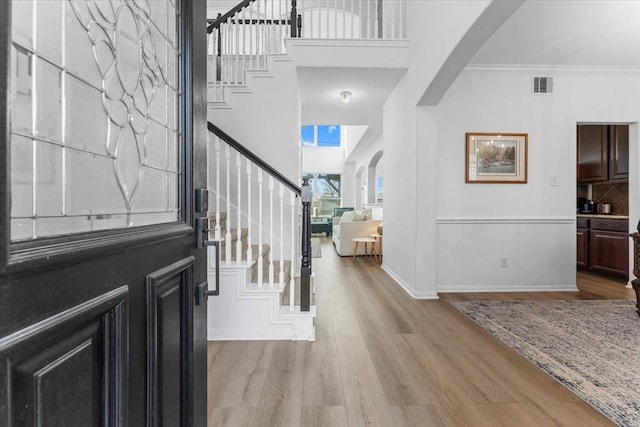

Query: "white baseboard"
<box><xmin>207</xmin><ymin>327</ymin><xmax>313</xmax><ymax>341</ymax></box>
<box><xmin>381</xmin><ymin>264</ymin><xmax>439</xmax><ymax>300</ymax></box>
<box><xmin>437</xmin><ymin>284</ymin><xmax>579</xmax><ymax>293</ymax></box>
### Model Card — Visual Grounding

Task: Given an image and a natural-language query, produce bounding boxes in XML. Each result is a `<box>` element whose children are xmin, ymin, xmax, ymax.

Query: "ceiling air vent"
<box><xmin>533</xmin><ymin>76</ymin><xmax>553</xmax><ymax>94</ymax></box>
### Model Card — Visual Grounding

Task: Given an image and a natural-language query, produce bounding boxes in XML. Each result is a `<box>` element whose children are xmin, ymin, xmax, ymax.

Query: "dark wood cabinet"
<box><xmin>589</xmin><ymin>230</ymin><xmax>628</xmax><ymax>276</ymax></box>
<box><xmin>577</xmin><ymin>227</ymin><xmax>589</xmax><ymax>267</ymax></box>
<box><xmin>609</xmin><ymin>125</ymin><xmax>629</xmax><ymax>181</ymax></box>
<box><xmin>578</xmin><ymin>217</ymin><xmax>628</xmax><ymax>277</ymax></box>
<box><xmin>577</xmin><ymin>125</ymin><xmax>608</xmax><ymax>182</ymax></box>
<box><xmin>577</xmin><ymin>124</ymin><xmax>629</xmax><ymax>183</ymax></box>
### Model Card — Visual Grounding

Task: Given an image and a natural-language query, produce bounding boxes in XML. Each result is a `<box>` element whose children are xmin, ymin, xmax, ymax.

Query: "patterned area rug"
<box><xmin>452</xmin><ymin>300</ymin><xmax>640</xmax><ymax>427</ymax></box>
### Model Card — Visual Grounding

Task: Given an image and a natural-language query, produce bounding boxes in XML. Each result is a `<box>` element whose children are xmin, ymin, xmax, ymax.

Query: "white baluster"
<box><xmin>333</xmin><ymin>0</ymin><xmax>338</xmax><ymax>39</ymax></box>
<box><xmin>342</xmin><ymin>0</ymin><xmax>346</xmax><ymax>38</ymax></box>
<box><xmin>351</xmin><ymin>0</ymin><xmax>354</xmax><ymax>38</ymax></box>
<box><xmin>310</xmin><ymin>4</ymin><xmax>314</xmax><ymax>38</ymax></box>
<box><xmin>270</xmin><ymin>0</ymin><xmax>274</xmax><ymax>53</ymax></box>
<box><xmin>399</xmin><ymin>2</ymin><xmax>404</xmax><ymax>38</ymax></box>
<box><xmin>366</xmin><ymin>0</ymin><xmax>370</xmax><ymax>39</ymax></box>
<box><xmin>279</xmin><ymin>183</ymin><xmax>284</xmax><ymax>287</ymax></box>
<box><xmin>223</xmin><ymin>21</ymin><xmax>228</xmax><ymax>83</ymax></box>
<box><xmin>257</xmin><ymin>169</ymin><xmax>264</xmax><ymax>287</ymax></box>
<box><xmin>268</xmin><ymin>176</ymin><xmax>274</xmax><ymax>287</ymax></box>
<box><xmin>236</xmin><ymin>150</ymin><xmax>243</xmax><ymax>264</ymax></box>
<box><xmin>358</xmin><ymin>0</ymin><xmax>362</xmax><ymax>38</ymax></box>
<box><xmin>390</xmin><ymin>0</ymin><xmax>395</xmax><ymax>39</ymax></box>
<box><xmin>278</xmin><ymin>0</ymin><xmax>283</xmax><ymax>48</ymax></box>
<box><xmin>290</xmin><ymin>192</ymin><xmax>295</xmax><ymax>311</ymax></box>
<box><xmin>257</xmin><ymin>0</ymin><xmax>262</xmax><ymax>68</ymax></box>
<box><xmin>249</xmin><ymin>6</ymin><xmax>254</xmax><ymax>70</ymax></box>
<box><xmin>242</xmin><ymin>6</ymin><xmax>246</xmax><ymax>84</ymax></box>
<box><xmin>234</xmin><ymin>18</ymin><xmax>239</xmax><ymax>84</ymax></box>
<box><xmin>214</xmin><ymin>137</ymin><xmax>221</xmax><ymax>240</ymax></box>
<box><xmin>246</xmin><ymin>159</ymin><xmax>253</xmax><ymax>264</ymax></box>
<box><xmin>325</xmin><ymin>1</ymin><xmax>329</xmax><ymax>39</ymax></box>
<box><xmin>225</xmin><ymin>145</ymin><xmax>232</xmax><ymax>264</ymax></box>
<box><xmin>262</xmin><ymin>0</ymin><xmax>267</xmax><ymax>68</ymax></box>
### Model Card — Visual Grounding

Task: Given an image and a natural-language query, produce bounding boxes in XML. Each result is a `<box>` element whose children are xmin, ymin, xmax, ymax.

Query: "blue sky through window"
<box><xmin>301</xmin><ymin>126</ymin><xmax>314</xmax><ymax>146</ymax></box>
<box><xmin>317</xmin><ymin>125</ymin><xmax>340</xmax><ymax>146</ymax></box>
<box><xmin>300</xmin><ymin>125</ymin><xmax>341</xmax><ymax>147</ymax></box>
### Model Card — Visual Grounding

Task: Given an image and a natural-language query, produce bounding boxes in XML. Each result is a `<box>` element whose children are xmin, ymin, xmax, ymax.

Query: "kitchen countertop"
<box><xmin>577</xmin><ymin>214</ymin><xmax>629</xmax><ymax>220</ymax></box>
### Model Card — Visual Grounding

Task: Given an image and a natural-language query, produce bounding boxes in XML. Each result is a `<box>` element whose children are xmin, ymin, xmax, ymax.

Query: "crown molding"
<box><xmin>465</xmin><ymin>64</ymin><xmax>640</xmax><ymax>74</ymax></box>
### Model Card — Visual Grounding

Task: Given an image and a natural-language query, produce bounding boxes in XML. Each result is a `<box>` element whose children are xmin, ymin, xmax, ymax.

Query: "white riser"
<box><xmin>206</xmin><ymin>249</ymin><xmax>315</xmax><ymax>341</ymax></box>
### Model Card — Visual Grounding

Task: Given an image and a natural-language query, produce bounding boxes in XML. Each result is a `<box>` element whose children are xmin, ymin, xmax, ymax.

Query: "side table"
<box><xmin>352</xmin><ymin>237</ymin><xmax>377</xmax><ymax>259</ymax></box>
<box><xmin>371</xmin><ymin>234</ymin><xmax>383</xmax><ymax>264</ymax></box>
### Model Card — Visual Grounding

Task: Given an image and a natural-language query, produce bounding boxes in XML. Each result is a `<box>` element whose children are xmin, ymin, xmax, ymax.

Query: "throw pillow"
<box><xmin>340</xmin><ymin>211</ymin><xmax>355</xmax><ymax>223</ymax></box>
<box><xmin>352</xmin><ymin>210</ymin><xmax>366</xmax><ymax>221</ymax></box>
<box><xmin>364</xmin><ymin>209</ymin><xmax>372</xmax><ymax>220</ymax></box>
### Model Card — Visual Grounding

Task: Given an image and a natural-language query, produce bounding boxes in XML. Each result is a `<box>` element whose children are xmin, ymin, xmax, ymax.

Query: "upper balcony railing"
<box><xmin>207</xmin><ymin>0</ymin><xmax>406</xmax><ymax>91</ymax></box>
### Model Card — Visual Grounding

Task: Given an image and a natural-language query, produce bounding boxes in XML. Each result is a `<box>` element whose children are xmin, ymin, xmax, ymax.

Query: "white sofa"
<box><xmin>332</xmin><ymin>210</ymin><xmax>382</xmax><ymax>256</ymax></box>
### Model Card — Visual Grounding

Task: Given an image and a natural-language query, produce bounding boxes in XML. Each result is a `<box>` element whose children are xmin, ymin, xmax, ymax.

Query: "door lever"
<box><xmin>195</xmin><ymin>217</ymin><xmax>220</xmax><ymax>304</ymax></box>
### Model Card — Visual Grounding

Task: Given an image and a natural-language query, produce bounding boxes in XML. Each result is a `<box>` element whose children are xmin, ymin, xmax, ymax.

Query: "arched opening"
<box><xmin>367</xmin><ymin>150</ymin><xmax>383</xmax><ymax>205</ymax></box>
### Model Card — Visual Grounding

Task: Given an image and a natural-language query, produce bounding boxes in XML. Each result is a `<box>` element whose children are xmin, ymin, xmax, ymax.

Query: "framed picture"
<box><xmin>465</xmin><ymin>132</ymin><xmax>528</xmax><ymax>183</ymax></box>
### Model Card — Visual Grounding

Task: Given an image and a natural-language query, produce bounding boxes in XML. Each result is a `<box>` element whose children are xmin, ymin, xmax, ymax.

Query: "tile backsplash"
<box><xmin>592</xmin><ymin>182</ymin><xmax>628</xmax><ymax>215</ymax></box>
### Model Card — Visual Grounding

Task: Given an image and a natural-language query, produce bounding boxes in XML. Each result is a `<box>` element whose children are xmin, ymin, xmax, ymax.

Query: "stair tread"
<box><xmin>222</xmin><ymin>243</ymin><xmax>270</xmax><ymax>262</ymax></box>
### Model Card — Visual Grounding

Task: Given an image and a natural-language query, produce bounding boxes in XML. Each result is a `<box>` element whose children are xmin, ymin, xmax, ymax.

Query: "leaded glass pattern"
<box><xmin>10</xmin><ymin>0</ymin><xmax>181</xmax><ymax>242</ymax></box>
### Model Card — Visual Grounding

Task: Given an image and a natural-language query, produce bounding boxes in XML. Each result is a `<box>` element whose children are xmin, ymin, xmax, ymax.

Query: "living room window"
<box><xmin>301</xmin><ymin>125</ymin><xmax>341</xmax><ymax>147</ymax></box>
<box><xmin>303</xmin><ymin>173</ymin><xmax>341</xmax><ymax>217</ymax></box>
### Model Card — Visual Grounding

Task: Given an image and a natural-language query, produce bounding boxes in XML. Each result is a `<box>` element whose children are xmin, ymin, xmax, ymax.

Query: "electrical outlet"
<box><xmin>500</xmin><ymin>256</ymin><xmax>508</xmax><ymax>268</ymax></box>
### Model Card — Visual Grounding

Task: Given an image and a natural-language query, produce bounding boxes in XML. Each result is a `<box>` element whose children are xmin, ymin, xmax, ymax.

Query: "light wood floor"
<box><xmin>207</xmin><ymin>238</ymin><xmax>634</xmax><ymax>426</ymax></box>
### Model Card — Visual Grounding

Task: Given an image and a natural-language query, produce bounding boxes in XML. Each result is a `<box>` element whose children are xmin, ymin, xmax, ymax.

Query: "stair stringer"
<box><xmin>206</xmin><ymin>248</ymin><xmax>315</xmax><ymax>341</ymax></box>
<box><xmin>207</xmin><ymin>53</ymin><xmax>293</xmax><ymax>109</ymax></box>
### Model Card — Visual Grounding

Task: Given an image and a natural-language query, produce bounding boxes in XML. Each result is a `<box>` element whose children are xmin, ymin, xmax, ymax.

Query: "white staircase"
<box><xmin>204</xmin><ymin>0</ymin><xmax>408</xmax><ymax>340</ymax></box>
<box><xmin>206</xmin><ymin>245</ymin><xmax>315</xmax><ymax>341</ymax></box>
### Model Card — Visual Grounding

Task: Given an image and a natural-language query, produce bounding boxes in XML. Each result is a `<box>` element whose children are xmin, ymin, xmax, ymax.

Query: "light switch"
<box><xmin>550</xmin><ymin>176</ymin><xmax>559</xmax><ymax>187</ymax></box>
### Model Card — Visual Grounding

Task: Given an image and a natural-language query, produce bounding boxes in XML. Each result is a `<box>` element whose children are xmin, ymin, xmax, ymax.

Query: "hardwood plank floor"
<box><xmin>208</xmin><ymin>238</ymin><xmax>634</xmax><ymax>426</ymax></box>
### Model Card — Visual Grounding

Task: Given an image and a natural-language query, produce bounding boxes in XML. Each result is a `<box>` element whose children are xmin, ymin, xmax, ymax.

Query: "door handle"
<box><xmin>195</xmin><ymin>217</ymin><xmax>220</xmax><ymax>305</ymax></box>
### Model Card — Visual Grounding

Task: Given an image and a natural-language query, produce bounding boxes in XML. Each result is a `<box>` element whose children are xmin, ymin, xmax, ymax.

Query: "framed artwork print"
<box><xmin>465</xmin><ymin>132</ymin><xmax>528</xmax><ymax>183</ymax></box>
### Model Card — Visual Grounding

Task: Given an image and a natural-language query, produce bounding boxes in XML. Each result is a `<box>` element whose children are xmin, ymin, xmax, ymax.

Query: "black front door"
<box><xmin>0</xmin><ymin>1</ymin><xmax>208</xmax><ymax>425</ymax></box>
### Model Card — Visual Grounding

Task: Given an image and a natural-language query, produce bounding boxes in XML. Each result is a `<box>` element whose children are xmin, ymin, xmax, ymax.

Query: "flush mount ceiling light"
<box><xmin>340</xmin><ymin>91</ymin><xmax>352</xmax><ymax>104</ymax></box>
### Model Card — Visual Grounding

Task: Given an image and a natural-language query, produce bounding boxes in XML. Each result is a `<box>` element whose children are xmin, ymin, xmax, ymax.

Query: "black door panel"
<box><xmin>0</xmin><ymin>0</ymin><xmax>208</xmax><ymax>425</ymax></box>
<box><xmin>0</xmin><ymin>286</ymin><xmax>128</xmax><ymax>426</ymax></box>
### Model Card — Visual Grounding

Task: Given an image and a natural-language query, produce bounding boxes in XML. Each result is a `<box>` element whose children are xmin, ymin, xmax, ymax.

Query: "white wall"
<box><xmin>302</xmin><ymin>146</ymin><xmax>344</xmax><ymax>174</ymax></box>
<box><xmin>342</xmin><ymin>162</ymin><xmax>356</xmax><ymax>207</ymax></box>
<box><xmin>209</xmin><ymin>58</ymin><xmax>301</xmax><ymax>182</ymax></box>
<box><xmin>343</xmin><ymin>125</ymin><xmax>369</xmax><ymax>159</ymax></box>
<box><xmin>435</xmin><ymin>68</ymin><xmax>640</xmax><ymax>291</ymax></box>
<box><xmin>381</xmin><ymin>0</ymin><xmax>493</xmax><ymax>299</ymax></box>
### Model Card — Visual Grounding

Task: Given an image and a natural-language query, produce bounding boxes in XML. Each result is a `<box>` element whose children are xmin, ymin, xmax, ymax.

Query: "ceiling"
<box><xmin>470</xmin><ymin>0</ymin><xmax>640</xmax><ymax>67</ymax></box>
<box><xmin>297</xmin><ymin>67</ymin><xmax>406</xmax><ymax>126</ymax></box>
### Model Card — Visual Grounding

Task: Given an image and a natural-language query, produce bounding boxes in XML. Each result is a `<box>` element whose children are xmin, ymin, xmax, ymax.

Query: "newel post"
<box><xmin>290</xmin><ymin>0</ymin><xmax>298</xmax><ymax>38</ymax></box>
<box><xmin>300</xmin><ymin>177</ymin><xmax>311</xmax><ymax>311</ymax></box>
<box><xmin>215</xmin><ymin>13</ymin><xmax>222</xmax><ymax>81</ymax></box>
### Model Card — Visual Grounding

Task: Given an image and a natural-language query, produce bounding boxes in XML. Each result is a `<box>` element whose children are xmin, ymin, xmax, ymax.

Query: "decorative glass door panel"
<box><xmin>10</xmin><ymin>0</ymin><xmax>181</xmax><ymax>242</ymax></box>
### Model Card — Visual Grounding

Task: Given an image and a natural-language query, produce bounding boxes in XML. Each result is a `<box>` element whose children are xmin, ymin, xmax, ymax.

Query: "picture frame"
<box><xmin>465</xmin><ymin>132</ymin><xmax>528</xmax><ymax>184</ymax></box>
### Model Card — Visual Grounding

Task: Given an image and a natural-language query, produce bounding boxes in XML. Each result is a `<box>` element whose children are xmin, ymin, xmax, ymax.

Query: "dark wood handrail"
<box><xmin>207</xmin><ymin>122</ymin><xmax>301</xmax><ymax>196</ymax></box>
<box><xmin>207</xmin><ymin>0</ymin><xmax>257</xmax><ymax>33</ymax></box>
